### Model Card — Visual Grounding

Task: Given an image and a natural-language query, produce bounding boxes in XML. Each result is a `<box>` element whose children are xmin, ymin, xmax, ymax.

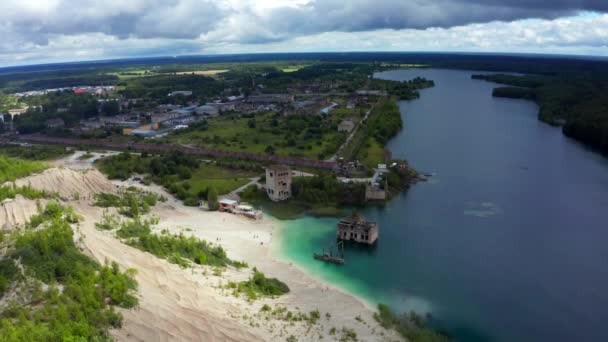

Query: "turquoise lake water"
<box><xmin>277</xmin><ymin>69</ymin><xmax>608</xmax><ymax>342</ymax></box>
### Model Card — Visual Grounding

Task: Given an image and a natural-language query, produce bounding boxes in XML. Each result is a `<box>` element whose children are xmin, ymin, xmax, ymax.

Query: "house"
<box><xmin>123</xmin><ymin>123</ymin><xmax>159</xmax><ymax>136</ymax></box>
<box><xmin>355</xmin><ymin>90</ymin><xmax>387</xmax><ymax>96</ymax></box>
<box><xmin>210</xmin><ymin>102</ymin><xmax>236</xmax><ymax>113</ymax></box>
<box><xmin>195</xmin><ymin>105</ymin><xmax>219</xmax><ymax>117</ymax></box>
<box><xmin>337</xmin><ymin>214</ymin><xmax>379</xmax><ymax>245</ymax></box>
<box><xmin>338</xmin><ymin>118</ymin><xmax>356</xmax><ymax>132</ymax></box>
<box><xmin>46</xmin><ymin>118</ymin><xmax>65</xmax><ymax>129</ymax></box>
<box><xmin>265</xmin><ymin>165</ymin><xmax>292</xmax><ymax>201</ymax></box>
<box><xmin>158</xmin><ymin>104</ymin><xmax>182</xmax><ymax>112</ymax></box>
<box><xmin>346</xmin><ymin>98</ymin><xmax>357</xmax><ymax>109</ymax></box>
<box><xmin>79</xmin><ymin>119</ymin><xmax>103</xmax><ymax>131</ymax></box>
<box><xmin>320</xmin><ymin>102</ymin><xmax>338</xmax><ymax>115</ymax></box>
<box><xmin>128</xmin><ymin>129</ymin><xmax>158</xmax><ymax>138</ymax></box>
<box><xmin>365</xmin><ymin>183</ymin><xmax>386</xmax><ymax>201</ymax></box>
<box><xmin>8</xmin><ymin>108</ymin><xmax>28</xmax><ymax>116</ymax></box>
<box><xmin>169</xmin><ymin>91</ymin><xmax>193</xmax><ymax>97</ymax></box>
<box><xmin>246</xmin><ymin>94</ymin><xmax>294</xmax><ymax>104</ymax></box>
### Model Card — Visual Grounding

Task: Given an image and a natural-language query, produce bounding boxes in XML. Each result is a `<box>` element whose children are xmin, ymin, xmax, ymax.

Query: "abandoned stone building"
<box><xmin>265</xmin><ymin>165</ymin><xmax>292</xmax><ymax>201</ymax></box>
<box><xmin>337</xmin><ymin>214</ymin><xmax>379</xmax><ymax>245</ymax></box>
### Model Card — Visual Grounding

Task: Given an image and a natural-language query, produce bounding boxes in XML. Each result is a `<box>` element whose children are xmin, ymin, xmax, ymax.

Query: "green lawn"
<box><xmin>281</xmin><ymin>64</ymin><xmax>308</xmax><ymax>73</ymax></box>
<box><xmin>180</xmin><ymin>163</ymin><xmax>258</xmax><ymax>197</ymax></box>
<box><xmin>107</xmin><ymin>69</ymin><xmax>153</xmax><ymax>80</ymax></box>
<box><xmin>166</xmin><ymin>112</ymin><xmax>345</xmax><ymax>160</ymax></box>
<box><xmin>356</xmin><ymin>137</ymin><xmax>386</xmax><ymax>169</ymax></box>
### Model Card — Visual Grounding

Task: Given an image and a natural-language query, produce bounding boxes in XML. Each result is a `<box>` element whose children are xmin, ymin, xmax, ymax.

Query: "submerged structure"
<box><xmin>313</xmin><ymin>241</ymin><xmax>345</xmax><ymax>265</ymax></box>
<box><xmin>337</xmin><ymin>214</ymin><xmax>379</xmax><ymax>245</ymax></box>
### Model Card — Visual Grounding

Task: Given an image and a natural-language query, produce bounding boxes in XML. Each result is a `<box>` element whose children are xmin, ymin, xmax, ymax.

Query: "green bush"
<box><xmin>237</xmin><ymin>267</ymin><xmax>290</xmax><ymax>300</ymax></box>
<box><xmin>0</xmin><ymin>203</ymin><xmax>139</xmax><ymax>341</ymax></box>
<box><xmin>113</xmin><ymin>217</ymin><xmax>245</xmax><ymax>269</ymax></box>
<box><xmin>0</xmin><ymin>155</ymin><xmax>47</xmax><ymax>183</ymax></box>
<box><xmin>207</xmin><ymin>187</ymin><xmax>219</xmax><ymax>211</ymax></box>
<box><xmin>0</xmin><ymin>184</ymin><xmax>57</xmax><ymax>202</ymax></box>
<box><xmin>373</xmin><ymin>304</ymin><xmax>449</xmax><ymax>342</ymax></box>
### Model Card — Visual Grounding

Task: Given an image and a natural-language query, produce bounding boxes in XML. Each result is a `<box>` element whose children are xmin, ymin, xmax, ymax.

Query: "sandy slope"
<box><xmin>75</xmin><ymin>205</ymin><xmax>263</xmax><ymax>342</ymax></box>
<box><xmin>14</xmin><ymin>167</ymin><xmax>115</xmax><ymax>201</ymax></box>
<box><xmin>1</xmin><ymin>160</ymin><xmax>400</xmax><ymax>342</ymax></box>
<box><xmin>0</xmin><ymin>196</ymin><xmax>47</xmax><ymax>231</ymax></box>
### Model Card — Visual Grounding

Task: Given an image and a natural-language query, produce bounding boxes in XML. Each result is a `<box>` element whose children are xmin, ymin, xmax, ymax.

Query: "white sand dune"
<box><xmin>75</xmin><ymin>205</ymin><xmax>262</xmax><ymax>342</ymax></box>
<box><xmin>14</xmin><ymin>167</ymin><xmax>115</xmax><ymax>201</ymax></box>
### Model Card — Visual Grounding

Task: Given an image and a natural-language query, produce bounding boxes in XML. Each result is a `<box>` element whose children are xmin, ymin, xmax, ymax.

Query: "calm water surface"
<box><xmin>279</xmin><ymin>69</ymin><xmax>608</xmax><ymax>342</ymax></box>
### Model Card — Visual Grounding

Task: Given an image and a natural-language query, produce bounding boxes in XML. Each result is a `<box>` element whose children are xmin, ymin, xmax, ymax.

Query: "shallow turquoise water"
<box><xmin>277</xmin><ymin>69</ymin><xmax>608</xmax><ymax>342</ymax></box>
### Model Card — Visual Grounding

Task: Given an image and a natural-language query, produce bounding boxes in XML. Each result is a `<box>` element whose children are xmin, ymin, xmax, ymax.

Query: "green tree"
<box><xmin>207</xmin><ymin>187</ymin><xmax>219</xmax><ymax>211</ymax></box>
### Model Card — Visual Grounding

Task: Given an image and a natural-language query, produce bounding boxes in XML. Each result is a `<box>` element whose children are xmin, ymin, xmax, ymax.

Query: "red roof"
<box><xmin>74</xmin><ymin>88</ymin><xmax>87</xmax><ymax>94</ymax></box>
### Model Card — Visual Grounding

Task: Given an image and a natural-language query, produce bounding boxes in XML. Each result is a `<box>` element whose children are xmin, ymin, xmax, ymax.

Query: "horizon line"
<box><xmin>2</xmin><ymin>50</ymin><xmax>608</xmax><ymax>71</ymax></box>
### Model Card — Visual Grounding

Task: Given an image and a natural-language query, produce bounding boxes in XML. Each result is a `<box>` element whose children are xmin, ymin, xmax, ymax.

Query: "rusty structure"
<box><xmin>9</xmin><ymin>134</ymin><xmax>338</xmax><ymax>170</ymax></box>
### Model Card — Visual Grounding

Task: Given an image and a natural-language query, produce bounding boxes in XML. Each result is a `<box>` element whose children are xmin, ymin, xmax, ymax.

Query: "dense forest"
<box><xmin>0</xmin><ymin>70</ymin><xmax>118</xmax><ymax>93</ymax></box>
<box><xmin>472</xmin><ymin>72</ymin><xmax>608</xmax><ymax>155</ymax></box>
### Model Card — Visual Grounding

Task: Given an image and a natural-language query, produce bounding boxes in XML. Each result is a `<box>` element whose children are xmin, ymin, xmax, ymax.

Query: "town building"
<box><xmin>169</xmin><ymin>91</ymin><xmax>193</xmax><ymax>97</ymax></box>
<box><xmin>338</xmin><ymin>118</ymin><xmax>356</xmax><ymax>132</ymax></box>
<box><xmin>195</xmin><ymin>105</ymin><xmax>220</xmax><ymax>117</ymax></box>
<box><xmin>210</xmin><ymin>102</ymin><xmax>237</xmax><ymax>113</ymax></box>
<box><xmin>337</xmin><ymin>214</ymin><xmax>379</xmax><ymax>245</ymax></box>
<box><xmin>320</xmin><ymin>102</ymin><xmax>338</xmax><ymax>115</ymax></box>
<box><xmin>45</xmin><ymin>118</ymin><xmax>66</xmax><ymax>129</ymax></box>
<box><xmin>246</xmin><ymin>94</ymin><xmax>294</xmax><ymax>105</ymax></box>
<box><xmin>265</xmin><ymin>165</ymin><xmax>292</xmax><ymax>201</ymax></box>
<box><xmin>355</xmin><ymin>90</ymin><xmax>387</xmax><ymax>96</ymax></box>
<box><xmin>8</xmin><ymin>108</ymin><xmax>28</xmax><ymax>116</ymax></box>
<box><xmin>158</xmin><ymin>104</ymin><xmax>182</xmax><ymax>112</ymax></box>
<box><xmin>365</xmin><ymin>183</ymin><xmax>387</xmax><ymax>201</ymax></box>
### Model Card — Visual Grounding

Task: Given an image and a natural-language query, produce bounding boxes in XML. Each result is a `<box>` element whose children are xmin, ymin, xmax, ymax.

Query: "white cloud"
<box><xmin>0</xmin><ymin>1</ymin><xmax>607</xmax><ymax>66</ymax></box>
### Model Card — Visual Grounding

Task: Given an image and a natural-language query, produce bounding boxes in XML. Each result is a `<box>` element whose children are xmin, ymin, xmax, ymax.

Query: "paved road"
<box><xmin>225</xmin><ymin>177</ymin><xmax>261</xmax><ymax>200</ymax></box>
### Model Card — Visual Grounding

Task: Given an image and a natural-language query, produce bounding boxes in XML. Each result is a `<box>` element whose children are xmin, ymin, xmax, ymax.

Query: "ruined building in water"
<box><xmin>337</xmin><ymin>214</ymin><xmax>379</xmax><ymax>245</ymax></box>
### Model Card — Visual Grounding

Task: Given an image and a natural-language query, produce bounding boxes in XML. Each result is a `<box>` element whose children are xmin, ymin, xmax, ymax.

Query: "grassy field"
<box><xmin>166</xmin><ymin>112</ymin><xmax>345</xmax><ymax>160</ymax></box>
<box><xmin>0</xmin><ymin>155</ymin><xmax>47</xmax><ymax>182</ymax></box>
<box><xmin>107</xmin><ymin>69</ymin><xmax>153</xmax><ymax>80</ymax></box>
<box><xmin>281</xmin><ymin>65</ymin><xmax>308</xmax><ymax>73</ymax></box>
<box><xmin>356</xmin><ymin>137</ymin><xmax>386</xmax><ymax>168</ymax></box>
<box><xmin>172</xmin><ymin>70</ymin><xmax>229</xmax><ymax>76</ymax></box>
<box><xmin>180</xmin><ymin>163</ymin><xmax>257</xmax><ymax>197</ymax></box>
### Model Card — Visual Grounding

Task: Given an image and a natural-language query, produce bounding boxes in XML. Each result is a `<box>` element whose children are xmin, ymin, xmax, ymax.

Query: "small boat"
<box><xmin>313</xmin><ymin>241</ymin><xmax>345</xmax><ymax>265</ymax></box>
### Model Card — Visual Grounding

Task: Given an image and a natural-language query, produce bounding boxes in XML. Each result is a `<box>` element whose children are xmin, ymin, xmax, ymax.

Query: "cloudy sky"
<box><xmin>1</xmin><ymin>0</ymin><xmax>608</xmax><ymax>66</ymax></box>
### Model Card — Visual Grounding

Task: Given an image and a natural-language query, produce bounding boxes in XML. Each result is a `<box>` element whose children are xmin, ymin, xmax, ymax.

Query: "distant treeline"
<box><xmin>0</xmin><ymin>71</ymin><xmax>118</xmax><ymax>93</ymax></box>
<box><xmin>4</xmin><ymin>52</ymin><xmax>608</xmax><ymax>76</ymax></box>
<box><xmin>472</xmin><ymin>72</ymin><xmax>608</xmax><ymax>155</ymax></box>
